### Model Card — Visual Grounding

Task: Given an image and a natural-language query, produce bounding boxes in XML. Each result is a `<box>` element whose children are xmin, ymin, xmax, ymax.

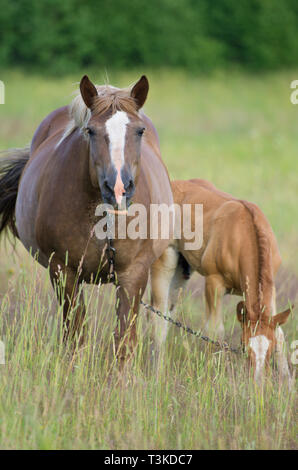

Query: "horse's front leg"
<box><xmin>50</xmin><ymin>258</ymin><xmax>86</xmax><ymax>347</ymax></box>
<box><xmin>114</xmin><ymin>262</ymin><xmax>149</xmax><ymax>365</ymax></box>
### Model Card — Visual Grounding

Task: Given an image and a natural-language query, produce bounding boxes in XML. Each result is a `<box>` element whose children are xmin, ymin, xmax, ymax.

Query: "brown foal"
<box><xmin>150</xmin><ymin>178</ymin><xmax>292</xmax><ymax>383</ymax></box>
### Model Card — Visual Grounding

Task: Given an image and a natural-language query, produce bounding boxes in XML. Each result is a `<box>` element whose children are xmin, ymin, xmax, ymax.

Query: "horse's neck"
<box><xmin>62</xmin><ymin>130</ymin><xmax>99</xmax><ymax>194</ymax></box>
<box><xmin>141</xmin><ymin>113</ymin><xmax>162</xmax><ymax>159</ymax></box>
<box><xmin>240</xmin><ymin>255</ymin><xmax>274</xmax><ymax>322</ymax></box>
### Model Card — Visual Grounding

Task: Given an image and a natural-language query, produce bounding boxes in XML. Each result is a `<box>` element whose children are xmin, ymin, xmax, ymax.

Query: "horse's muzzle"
<box><xmin>100</xmin><ymin>171</ymin><xmax>135</xmax><ymax>208</ymax></box>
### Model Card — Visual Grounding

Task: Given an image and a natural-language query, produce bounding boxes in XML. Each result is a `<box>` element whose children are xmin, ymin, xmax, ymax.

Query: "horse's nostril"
<box><xmin>125</xmin><ymin>179</ymin><xmax>134</xmax><ymax>192</ymax></box>
<box><xmin>103</xmin><ymin>180</ymin><xmax>113</xmax><ymax>193</ymax></box>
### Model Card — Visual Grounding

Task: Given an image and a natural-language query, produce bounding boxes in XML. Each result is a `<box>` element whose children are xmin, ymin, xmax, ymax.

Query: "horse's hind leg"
<box><xmin>50</xmin><ymin>259</ymin><xmax>86</xmax><ymax>346</ymax></box>
<box><xmin>204</xmin><ymin>275</ymin><xmax>225</xmax><ymax>341</ymax></box>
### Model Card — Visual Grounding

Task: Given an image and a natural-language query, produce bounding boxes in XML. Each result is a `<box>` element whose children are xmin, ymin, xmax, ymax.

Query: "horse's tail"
<box><xmin>0</xmin><ymin>146</ymin><xmax>30</xmax><ymax>238</ymax></box>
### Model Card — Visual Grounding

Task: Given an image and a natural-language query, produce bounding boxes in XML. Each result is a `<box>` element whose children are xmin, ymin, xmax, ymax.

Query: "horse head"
<box><xmin>79</xmin><ymin>74</ymin><xmax>149</xmax><ymax>208</ymax></box>
<box><xmin>236</xmin><ymin>300</ymin><xmax>292</xmax><ymax>383</ymax></box>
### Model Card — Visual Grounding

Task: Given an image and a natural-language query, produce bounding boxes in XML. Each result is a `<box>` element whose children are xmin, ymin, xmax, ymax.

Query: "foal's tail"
<box><xmin>0</xmin><ymin>147</ymin><xmax>30</xmax><ymax>238</ymax></box>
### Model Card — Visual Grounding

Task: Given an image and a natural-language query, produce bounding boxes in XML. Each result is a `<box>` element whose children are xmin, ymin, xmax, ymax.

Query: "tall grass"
<box><xmin>0</xmin><ymin>69</ymin><xmax>297</xmax><ymax>449</ymax></box>
<box><xmin>0</xmin><ymin>249</ymin><xmax>296</xmax><ymax>449</ymax></box>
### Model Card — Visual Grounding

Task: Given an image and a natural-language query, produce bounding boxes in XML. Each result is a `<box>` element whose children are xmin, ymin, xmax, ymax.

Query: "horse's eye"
<box><xmin>136</xmin><ymin>127</ymin><xmax>145</xmax><ymax>137</ymax></box>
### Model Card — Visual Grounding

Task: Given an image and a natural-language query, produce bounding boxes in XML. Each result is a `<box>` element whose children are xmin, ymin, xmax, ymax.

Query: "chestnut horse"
<box><xmin>0</xmin><ymin>75</ymin><xmax>173</xmax><ymax>362</ymax></box>
<box><xmin>150</xmin><ymin>179</ymin><xmax>292</xmax><ymax>383</ymax></box>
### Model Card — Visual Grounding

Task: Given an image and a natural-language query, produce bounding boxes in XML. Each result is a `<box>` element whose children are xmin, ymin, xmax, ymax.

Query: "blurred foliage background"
<box><xmin>1</xmin><ymin>0</ymin><xmax>298</xmax><ymax>74</ymax></box>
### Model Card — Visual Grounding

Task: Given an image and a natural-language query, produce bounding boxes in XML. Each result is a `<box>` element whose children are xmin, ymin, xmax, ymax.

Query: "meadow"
<box><xmin>0</xmin><ymin>69</ymin><xmax>297</xmax><ymax>449</ymax></box>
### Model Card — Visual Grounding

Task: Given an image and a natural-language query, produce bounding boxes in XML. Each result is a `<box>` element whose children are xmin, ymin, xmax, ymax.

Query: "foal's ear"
<box><xmin>272</xmin><ymin>305</ymin><xmax>293</xmax><ymax>328</ymax></box>
<box><xmin>237</xmin><ymin>301</ymin><xmax>247</xmax><ymax>324</ymax></box>
<box><xmin>131</xmin><ymin>75</ymin><xmax>149</xmax><ymax>110</ymax></box>
<box><xmin>80</xmin><ymin>75</ymin><xmax>98</xmax><ymax>109</ymax></box>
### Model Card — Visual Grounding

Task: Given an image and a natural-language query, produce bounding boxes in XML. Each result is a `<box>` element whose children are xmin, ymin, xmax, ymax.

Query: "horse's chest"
<box><xmin>80</xmin><ymin>235</ymin><xmax>146</xmax><ymax>283</ymax></box>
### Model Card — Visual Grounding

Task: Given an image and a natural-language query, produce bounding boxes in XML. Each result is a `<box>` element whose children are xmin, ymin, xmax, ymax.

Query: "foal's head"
<box><xmin>79</xmin><ymin>75</ymin><xmax>149</xmax><ymax>207</ymax></box>
<box><xmin>236</xmin><ymin>301</ymin><xmax>291</xmax><ymax>383</ymax></box>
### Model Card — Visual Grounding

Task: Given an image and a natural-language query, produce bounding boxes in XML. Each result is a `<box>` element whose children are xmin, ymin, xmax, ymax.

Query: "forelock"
<box><xmin>57</xmin><ymin>84</ymin><xmax>138</xmax><ymax>148</ymax></box>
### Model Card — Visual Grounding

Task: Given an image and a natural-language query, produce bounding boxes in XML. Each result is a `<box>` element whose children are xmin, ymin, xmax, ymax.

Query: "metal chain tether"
<box><xmin>104</xmin><ymin>211</ymin><xmax>241</xmax><ymax>355</ymax></box>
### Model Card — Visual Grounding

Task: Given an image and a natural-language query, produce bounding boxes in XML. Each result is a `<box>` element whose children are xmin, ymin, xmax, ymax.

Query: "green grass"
<box><xmin>0</xmin><ymin>69</ymin><xmax>297</xmax><ymax>449</ymax></box>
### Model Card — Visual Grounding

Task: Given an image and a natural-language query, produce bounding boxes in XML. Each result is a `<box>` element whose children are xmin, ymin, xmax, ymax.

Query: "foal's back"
<box><xmin>172</xmin><ymin>178</ymin><xmax>281</xmax><ymax>289</ymax></box>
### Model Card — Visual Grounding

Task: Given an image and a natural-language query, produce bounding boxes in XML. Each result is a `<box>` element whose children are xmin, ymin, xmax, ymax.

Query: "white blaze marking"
<box><xmin>105</xmin><ymin>111</ymin><xmax>129</xmax><ymax>205</ymax></box>
<box><xmin>249</xmin><ymin>335</ymin><xmax>270</xmax><ymax>381</ymax></box>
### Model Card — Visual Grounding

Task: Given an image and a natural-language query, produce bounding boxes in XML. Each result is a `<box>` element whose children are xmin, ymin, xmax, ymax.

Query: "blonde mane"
<box><xmin>57</xmin><ymin>84</ymin><xmax>138</xmax><ymax>147</ymax></box>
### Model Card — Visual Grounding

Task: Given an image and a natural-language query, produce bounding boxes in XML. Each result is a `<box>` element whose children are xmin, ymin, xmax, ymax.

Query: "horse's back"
<box><xmin>16</xmin><ymin>106</ymin><xmax>77</xmax><ymax>266</ymax></box>
<box><xmin>31</xmin><ymin>106</ymin><xmax>69</xmax><ymax>156</ymax></box>
<box><xmin>172</xmin><ymin>178</ymin><xmax>235</xmax><ymax>205</ymax></box>
<box><xmin>172</xmin><ymin>178</ymin><xmax>281</xmax><ymax>277</ymax></box>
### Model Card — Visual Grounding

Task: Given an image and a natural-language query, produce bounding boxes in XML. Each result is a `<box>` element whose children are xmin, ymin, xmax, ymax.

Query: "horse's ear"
<box><xmin>80</xmin><ymin>75</ymin><xmax>98</xmax><ymax>109</ymax></box>
<box><xmin>272</xmin><ymin>305</ymin><xmax>293</xmax><ymax>328</ymax></box>
<box><xmin>131</xmin><ymin>75</ymin><xmax>149</xmax><ymax>110</ymax></box>
<box><xmin>237</xmin><ymin>301</ymin><xmax>247</xmax><ymax>324</ymax></box>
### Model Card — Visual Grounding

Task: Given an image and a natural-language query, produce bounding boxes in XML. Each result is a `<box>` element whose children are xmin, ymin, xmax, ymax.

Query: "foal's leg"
<box><xmin>114</xmin><ymin>262</ymin><xmax>149</xmax><ymax>365</ymax></box>
<box><xmin>50</xmin><ymin>259</ymin><xmax>86</xmax><ymax>346</ymax></box>
<box><xmin>271</xmin><ymin>286</ymin><xmax>291</xmax><ymax>383</ymax></box>
<box><xmin>150</xmin><ymin>246</ymin><xmax>179</xmax><ymax>350</ymax></box>
<box><xmin>204</xmin><ymin>274</ymin><xmax>225</xmax><ymax>340</ymax></box>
